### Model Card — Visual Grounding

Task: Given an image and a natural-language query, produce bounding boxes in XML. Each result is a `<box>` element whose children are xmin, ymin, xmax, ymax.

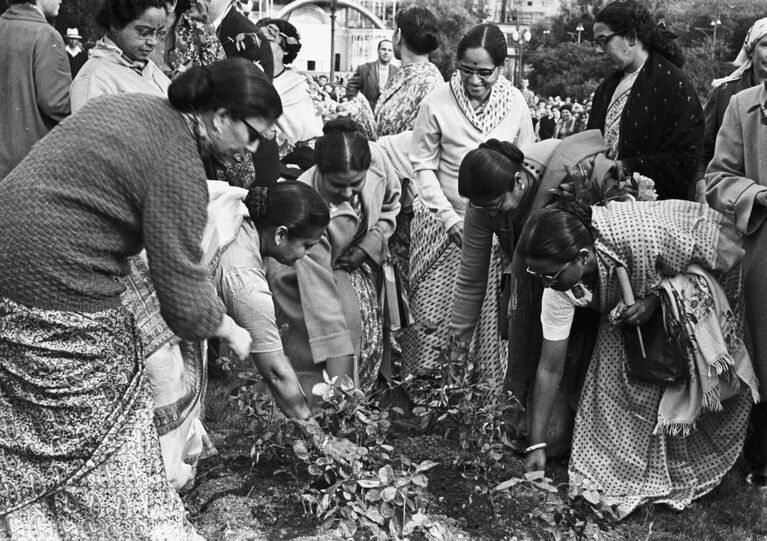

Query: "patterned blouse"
<box><xmin>375</xmin><ymin>61</ymin><xmax>444</xmax><ymax>136</ymax></box>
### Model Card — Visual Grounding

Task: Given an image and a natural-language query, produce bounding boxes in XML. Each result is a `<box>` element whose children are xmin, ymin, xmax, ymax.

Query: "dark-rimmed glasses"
<box><xmin>526</xmin><ymin>260</ymin><xmax>571</xmax><ymax>282</ymax></box>
<box><xmin>241</xmin><ymin>118</ymin><xmax>275</xmax><ymax>145</ymax></box>
<box><xmin>469</xmin><ymin>197</ymin><xmax>505</xmax><ymax>211</ymax></box>
<box><xmin>458</xmin><ymin>64</ymin><xmax>498</xmax><ymax>79</ymax></box>
<box><xmin>593</xmin><ymin>32</ymin><xmax>621</xmax><ymax>50</ymax></box>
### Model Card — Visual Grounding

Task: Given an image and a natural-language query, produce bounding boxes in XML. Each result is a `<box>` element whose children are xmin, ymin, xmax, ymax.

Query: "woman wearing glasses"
<box><xmin>0</xmin><ymin>58</ymin><xmax>279</xmax><ymax>538</ymax></box>
<box><xmin>70</xmin><ymin>0</ymin><xmax>170</xmax><ymax>111</ymax></box>
<box><xmin>403</xmin><ymin>23</ymin><xmax>534</xmax><ymax>389</ymax></box>
<box><xmin>518</xmin><ymin>197</ymin><xmax>755</xmax><ymax>517</ymax></box>
<box><xmin>587</xmin><ymin>0</ymin><xmax>703</xmax><ymax>200</ymax></box>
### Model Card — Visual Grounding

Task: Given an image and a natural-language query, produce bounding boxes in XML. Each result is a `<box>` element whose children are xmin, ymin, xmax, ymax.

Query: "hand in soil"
<box><xmin>323</xmin><ymin>436</ymin><xmax>365</xmax><ymax>464</ymax></box>
<box><xmin>524</xmin><ymin>449</ymin><xmax>547</xmax><ymax>473</ymax></box>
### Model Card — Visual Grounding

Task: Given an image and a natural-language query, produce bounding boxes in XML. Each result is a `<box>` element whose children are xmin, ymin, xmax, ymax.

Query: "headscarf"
<box><xmin>712</xmin><ymin>17</ymin><xmax>767</xmax><ymax>88</ymax></box>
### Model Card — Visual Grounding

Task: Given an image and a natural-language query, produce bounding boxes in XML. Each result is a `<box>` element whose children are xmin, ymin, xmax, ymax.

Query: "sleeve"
<box><xmin>410</xmin><ymin>96</ymin><xmax>461</xmax><ymax>230</ymax></box>
<box><xmin>540</xmin><ymin>288</ymin><xmax>576</xmax><ymax>341</ymax></box>
<box><xmin>346</xmin><ymin>66</ymin><xmax>363</xmax><ymax>98</ymax></box>
<box><xmin>356</xmin><ymin>145</ymin><xmax>402</xmax><ymax>265</ymax></box>
<box><xmin>621</xmin><ymin>74</ymin><xmax>704</xmax><ymax>200</ymax></box>
<box><xmin>34</xmin><ymin>30</ymin><xmax>71</xmax><ymax>121</ymax></box>
<box><xmin>513</xmin><ymin>95</ymin><xmax>536</xmax><ymax>149</ymax></box>
<box><xmin>449</xmin><ymin>205</ymin><xmax>494</xmax><ymax>342</ymax></box>
<box><xmin>705</xmin><ymin>94</ymin><xmax>767</xmax><ymax>236</ymax></box>
<box><xmin>221</xmin><ymin>266</ymin><xmax>283</xmax><ymax>353</ymax></box>
<box><xmin>142</xmin><ymin>165</ymin><xmax>225</xmax><ymax>341</ymax></box>
<box><xmin>294</xmin><ymin>237</ymin><xmax>355</xmax><ymax>362</ymax></box>
<box><xmin>70</xmin><ymin>71</ymin><xmax>114</xmax><ymax>113</ymax></box>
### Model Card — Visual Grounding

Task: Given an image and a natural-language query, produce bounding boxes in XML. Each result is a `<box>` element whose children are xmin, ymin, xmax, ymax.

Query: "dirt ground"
<box><xmin>185</xmin><ymin>378</ymin><xmax>767</xmax><ymax>541</ymax></box>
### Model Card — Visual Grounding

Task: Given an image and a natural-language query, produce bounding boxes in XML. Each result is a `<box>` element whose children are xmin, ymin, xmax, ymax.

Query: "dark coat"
<box><xmin>587</xmin><ymin>51</ymin><xmax>704</xmax><ymax>200</ymax></box>
<box><xmin>345</xmin><ymin>60</ymin><xmax>399</xmax><ymax>112</ymax></box>
<box><xmin>698</xmin><ymin>67</ymin><xmax>756</xmax><ymax>178</ymax></box>
<box><xmin>217</xmin><ymin>8</ymin><xmax>274</xmax><ymax>78</ymax></box>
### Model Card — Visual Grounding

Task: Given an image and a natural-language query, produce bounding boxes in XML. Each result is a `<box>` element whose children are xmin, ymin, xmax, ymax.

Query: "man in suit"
<box><xmin>346</xmin><ymin>39</ymin><xmax>398</xmax><ymax>112</ymax></box>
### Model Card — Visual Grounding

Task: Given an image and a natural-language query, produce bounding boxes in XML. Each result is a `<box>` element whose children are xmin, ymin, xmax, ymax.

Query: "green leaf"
<box><xmin>494</xmin><ymin>477</ymin><xmax>523</xmax><ymax>491</ymax></box>
<box><xmin>411</xmin><ymin>474</ymin><xmax>428</xmax><ymax>488</ymax></box>
<box><xmin>292</xmin><ymin>440</ymin><xmax>309</xmax><ymax>461</ymax></box>
<box><xmin>365</xmin><ymin>506</ymin><xmax>385</xmax><ymax>525</ymax></box>
<box><xmin>357</xmin><ymin>478</ymin><xmax>383</xmax><ymax>488</ymax></box>
<box><xmin>378</xmin><ymin>465</ymin><xmax>394</xmax><ymax>484</ymax></box>
<box><xmin>381</xmin><ymin>486</ymin><xmax>397</xmax><ymax>502</ymax></box>
<box><xmin>415</xmin><ymin>460</ymin><xmax>438</xmax><ymax>473</ymax></box>
<box><xmin>364</xmin><ymin>488</ymin><xmax>382</xmax><ymax>502</ymax></box>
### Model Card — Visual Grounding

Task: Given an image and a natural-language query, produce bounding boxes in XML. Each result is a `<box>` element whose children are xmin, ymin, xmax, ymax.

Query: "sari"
<box><xmin>375</xmin><ymin>61</ymin><xmax>443</xmax><ymax>137</ymax></box>
<box><xmin>568</xmin><ymin>200</ymin><xmax>753</xmax><ymax>516</ymax></box>
<box><xmin>0</xmin><ymin>300</ymin><xmax>201</xmax><ymax>540</ymax></box>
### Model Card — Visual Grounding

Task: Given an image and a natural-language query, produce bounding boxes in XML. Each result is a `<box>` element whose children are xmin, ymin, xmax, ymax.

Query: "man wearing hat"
<box><xmin>65</xmin><ymin>27</ymin><xmax>88</xmax><ymax>77</ymax></box>
<box><xmin>0</xmin><ymin>0</ymin><xmax>71</xmax><ymax>179</ymax></box>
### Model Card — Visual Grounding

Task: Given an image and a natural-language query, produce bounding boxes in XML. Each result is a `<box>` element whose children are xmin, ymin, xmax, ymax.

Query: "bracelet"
<box><xmin>524</xmin><ymin>442</ymin><xmax>548</xmax><ymax>454</ymax></box>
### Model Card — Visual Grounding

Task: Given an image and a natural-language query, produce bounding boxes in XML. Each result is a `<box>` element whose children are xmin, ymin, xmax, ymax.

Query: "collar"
<box><xmin>211</xmin><ymin>4</ymin><xmax>232</xmax><ymax>31</ymax></box>
<box><xmin>95</xmin><ymin>36</ymin><xmax>149</xmax><ymax>75</ymax></box>
<box><xmin>1</xmin><ymin>3</ymin><xmax>48</xmax><ymax>23</ymax></box>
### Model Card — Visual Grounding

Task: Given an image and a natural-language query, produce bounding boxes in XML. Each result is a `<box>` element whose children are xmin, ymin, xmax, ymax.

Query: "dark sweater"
<box><xmin>0</xmin><ymin>93</ymin><xmax>225</xmax><ymax>341</ymax></box>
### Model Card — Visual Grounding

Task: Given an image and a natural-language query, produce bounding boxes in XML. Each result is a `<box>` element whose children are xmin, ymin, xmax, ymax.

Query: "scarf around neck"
<box><xmin>449</xmin><ymin>70</ymin><xmax>515</xmax><ymax>134</ymax></box>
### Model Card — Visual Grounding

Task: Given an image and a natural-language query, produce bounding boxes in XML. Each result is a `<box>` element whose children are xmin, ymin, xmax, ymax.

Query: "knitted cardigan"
<box><xmin>0</xmin><ymin>93</ymin><xmax>225</xmax><ymax>341</ymax></box>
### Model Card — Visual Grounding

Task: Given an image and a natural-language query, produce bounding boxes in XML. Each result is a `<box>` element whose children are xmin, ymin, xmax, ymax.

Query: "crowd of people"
<box><xmin>1</xmin><ymin>0</ymin><xmax>767</xmax><ymax>537</ymax></box>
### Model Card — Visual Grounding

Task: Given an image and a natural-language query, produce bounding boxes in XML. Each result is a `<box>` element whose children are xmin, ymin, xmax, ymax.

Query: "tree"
<box><xmin>525</xmin><ymin>42</ymin><xmax>612</xmax><ymax>101</ymax></box>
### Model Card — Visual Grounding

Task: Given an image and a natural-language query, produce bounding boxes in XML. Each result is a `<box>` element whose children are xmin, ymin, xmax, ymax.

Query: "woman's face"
<box><xmin>752</xmin><ymin>35</ymin><xmax>767</xmax><ymax>80</ymax></box>
<box><xmin>470</xmin><ymin>171</ymin><xmax>529</xmax><ymax>213</ymax></box>
<box><xmin>525</xmin><ymin>253</ymin><xmax>586</xmax><ymax>291</ymax></box>
<box><xmin>269</xmin><ymin>226</ymin><xmax>325</xmax><ymax>266</ymax></box>
<box><xmin>111</xmin><ymin>7</ymin><xmax>167</xmax><ymax>62</ymax></box>
<box><xmin>593</xmin><ymin>22</ymin><xmax>633</xmax><ymax>71</ymax></box>
<box><xmin>561</xmin><ymin>109</ymin><xmax>572</xmax><ymax>120</ymax></box>
<box><xmin>210</xmin><ymin>112</ymin><xmax>275</xmax><ymax>160</ymax></box>
<box><xmin>458</xmin><ymin>47</ymin><xmax>499</xmax><ymax>102</ymax></box>
<box><xmin>552</xmin><ymin>108</ymin><xmax>561</xmax><ymax>121</ymax></box>
<box><xmin>320</xmin><ymin>169</ymin><xmax>367</xmax><ymax>205</ymax></box>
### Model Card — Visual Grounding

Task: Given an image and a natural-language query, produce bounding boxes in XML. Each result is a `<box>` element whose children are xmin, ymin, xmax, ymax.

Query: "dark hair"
<box><xmin>244</xmin><ymin>182</ymin><xmax>329</xmax><ymax>239</ymax></box>
<box><xmin>517</xmin><ymin>200</ymin><xmax>595</xmax><ymax>263</ymax></box>
<box><xmin>595</xmin><ymin>0</ymin><xmax>684</xmax><ymax>68</ymax></box>
<box><xmin>314</xmin><ymin>119</ymin><xmax>372</xmax><ymax>174</ymax></box>
<box><xmin>95</xmin><ymin>0</ymin><xmax>166</xmax><ymax>31</ymax></box>
<box><xmin>458</xmin><ymin>140</ymin><xmax>524</xmax><ymax>201</ymax></box>
<box><xmin>168</xmin><ymin>58</ymin><xmax>283</xmax><ymax>121</ymax></box>
<box><xmin>395</xmin><ymin>6</ymin><xmax>440</xmax><ymax>55</ymax></box>
<box><xmin>457</xmin><ymin>23</ymin><xmax>508</xmax><ymax>66</ymax></box>
<box><xmin>560</xmin><ymin>104</ymin><xmax>573</xmax><ymax>113</ymax></box>
<box><xmin>377</xmin><ymin>39</ymin><xmax>393</xmax><ymax>50</ymax></box>
<box><xmin>256</xmin><ymin>18</ymin><xmax>302</xmax><ymax>64</ymax></box>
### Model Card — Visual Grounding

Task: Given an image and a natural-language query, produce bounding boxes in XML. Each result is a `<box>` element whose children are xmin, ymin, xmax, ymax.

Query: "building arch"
<box><xmin>277</xmin><ymin>0</ymin><xmax>386</xmax><ymax>29</ymax></box>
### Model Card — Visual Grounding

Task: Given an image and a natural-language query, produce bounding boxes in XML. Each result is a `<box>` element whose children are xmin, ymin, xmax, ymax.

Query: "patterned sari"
<box><xmin>0</xmin><ymin>299</ymin><xmax>201</xmax><ymax>540</ymax></box>
<box><xmin>568</xmin><ymin>200</ymin><xmax>753</xmax><ymax>516</ymax></box>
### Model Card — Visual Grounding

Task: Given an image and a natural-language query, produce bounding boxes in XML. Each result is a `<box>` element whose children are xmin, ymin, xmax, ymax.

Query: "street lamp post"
<box><xmin>710</xmin><ymin>17</ymin><xmax>721</xmax><ymax>57</ymax></box>
<box><xmin>329</xmin><ymin>0</ymin><xmax>338</xmax><ymax>83</ymax></box>
<box><xmin>511</xmin><ymin>28</ymin><xmax>532</xmax><ymax>86</ymax></box>
<box><xmin>576</xmin><ymin>22</ymin><xmax>584</xmax><ymax>44</ymax></box>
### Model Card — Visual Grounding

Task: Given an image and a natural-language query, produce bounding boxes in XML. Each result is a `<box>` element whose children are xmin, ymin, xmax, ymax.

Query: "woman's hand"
<box><xmin>618</xmin><ymin>294</ymin><xmax>660</xmax><ymax>326</ymax></box>
<box><xmin>334</xmin><ymin>246</ymin><xmax>368</xmax><ymax>271</ymax></box>
<box><xmin>322</xmin><ymin>435</ymin><xmax>365</xmax><ymax>463</ymax></box>
<box><xmin>215</xmin><ymin>315</ymin><xmax>252</xmax><ymax>361</ymax></box>
<box><xmin>524</xmin><ymin>448</ymin><xmax>547</xmax><ymax>473</ymax></box>
<box><xmin>447</xmin><ymin>222</ymin><xmax>464</xmax><ymax>248</ymax></box>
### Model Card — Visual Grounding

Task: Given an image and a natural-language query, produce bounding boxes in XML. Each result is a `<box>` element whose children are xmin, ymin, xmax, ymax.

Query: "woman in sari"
<box><xmin>0</xmin><ymin>58</ymin><xmax>276</xmax><ymax>539</ymax></box>
<box><xmin>587</xmin><ymin>0</ymin><xmax>703</xmax><ymax>200</ymax></box>
<box><xmin>403</xmin><ymin>23</ymin><xmax>534</xmax><ymax>387</ymax></box>
<box><xmin>518</xmin><ymin>199</ymin><xmax>757</xmax><ymax>517</ymax></box>
<box><xmin>268</xmin><ymin>119</ymin><xmax>400</xmax><ymax>402</ymax></box>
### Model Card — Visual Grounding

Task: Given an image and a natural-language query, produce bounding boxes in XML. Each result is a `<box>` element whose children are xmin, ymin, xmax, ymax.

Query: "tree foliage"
<box><xmin>526</xmin><ymin>42</ymin><xmax>612</xmax><ymax>101</ymax></box>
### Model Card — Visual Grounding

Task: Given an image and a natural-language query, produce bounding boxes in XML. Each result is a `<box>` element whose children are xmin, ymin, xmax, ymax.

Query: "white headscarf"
<box><xmin>712</xmin><ymin>17</ymin><xmax>767</xmax><ymax>88</ymax></box>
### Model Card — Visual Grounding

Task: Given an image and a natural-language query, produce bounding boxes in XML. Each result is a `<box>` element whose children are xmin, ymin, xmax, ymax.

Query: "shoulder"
<box><xmin>422</xmin><ymin>82</ymin><xmax>451</xmax><ymax>104</ymax></box>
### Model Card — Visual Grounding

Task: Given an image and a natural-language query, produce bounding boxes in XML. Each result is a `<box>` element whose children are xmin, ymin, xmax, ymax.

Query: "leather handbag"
<box><xmin>622</xmin><ymin>288</ymin><xmax>691</xmax><ymax>385</ymax></box>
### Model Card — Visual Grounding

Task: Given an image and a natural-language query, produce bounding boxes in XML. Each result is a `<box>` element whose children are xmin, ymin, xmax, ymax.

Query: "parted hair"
<box><xmin>314</xmin><ymin>118</ymin><xmax>372</xmax><ymax>174</ymax></box>
<box><xmin>244</xmin><ymin>182</ymin><xmax>329</xmax><ymax>239</ymax></box>
<box><xmin>458</xmin><ymin>139</ymin><xmax>524</xmax><ymax>201</ymax></box>
<box><xmin>95</xmin><ymin>0</ymin><xmax>167</xmax><ymax>31</ymax></box>
<box><xmin>168</xmin><ymin>58</ymin><xmax>283</xmax><ymax>121</ymax></box>
<box><xmin>517</xmin><ymin>200</ymin><xmax>596</xmax><ymax>263</ymax></box>
<box><xmin>457</xmin><ymin>23</ymin><xmax>508</xmax><ymax>66</ymax></box>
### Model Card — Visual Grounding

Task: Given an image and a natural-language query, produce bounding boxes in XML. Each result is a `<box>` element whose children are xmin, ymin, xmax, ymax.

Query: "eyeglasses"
<box><xmin>134</xmin><ymin>25</ymin><xmax>167</xmax><ymax>41</ymax></box>
<box><xmin>241</xmin><ymin>118</ymin><xmax>275</xmax><ymax>145</ymax></box>
<box><xmin>593</xmin><ymin>32</ymin><xmax>621</xmax><ymax>50</ymax></box>
<box><xmin>526</xmin><ymin>260</ymin><xmax>571</xmax><ymax>282</ymax></box>
<box><xmin>469</xmin><ymin>196</ymin><xmax>505</xmax><ymax>211</ymax></box>
<box><xmin>458</xmin><ymin>64</ymin><xmax>498</xmax><ymax>79</ymax></box>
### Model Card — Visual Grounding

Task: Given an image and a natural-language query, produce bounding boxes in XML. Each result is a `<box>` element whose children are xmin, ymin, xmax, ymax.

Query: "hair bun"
<box><xmin>167</xmin><ymin>65</ymin><xmax>213</xmax><ymax>111</ymax></box>
<box><xmin>479</xmin><ymin>139</ymin><xmax>524</xmax><ymax>165</ymax></box>
<box><xmin>322</xmin><ymin>118</ymin><xmax>360</xmax><ymax>135</ymax></box>
<box><xmin>244</xmin><ymin>186</ymin><xmax>269</xmax><ymax>219</ymax></box>
<box><xmin>555</xmin><ymin>198</ymin><xmax>594</xmax><ymax>232</ymax></box>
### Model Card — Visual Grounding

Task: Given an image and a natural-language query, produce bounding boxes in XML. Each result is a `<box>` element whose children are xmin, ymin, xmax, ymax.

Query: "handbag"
<box><xmin>379</xmin><ymin>257</ymin><xmax>413</xmax><ymax>332</ymax></box>
<box><xmin>622</xmin><ymin>288</ymin><xmax>691</xmax><ymax>385</ymax></box>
